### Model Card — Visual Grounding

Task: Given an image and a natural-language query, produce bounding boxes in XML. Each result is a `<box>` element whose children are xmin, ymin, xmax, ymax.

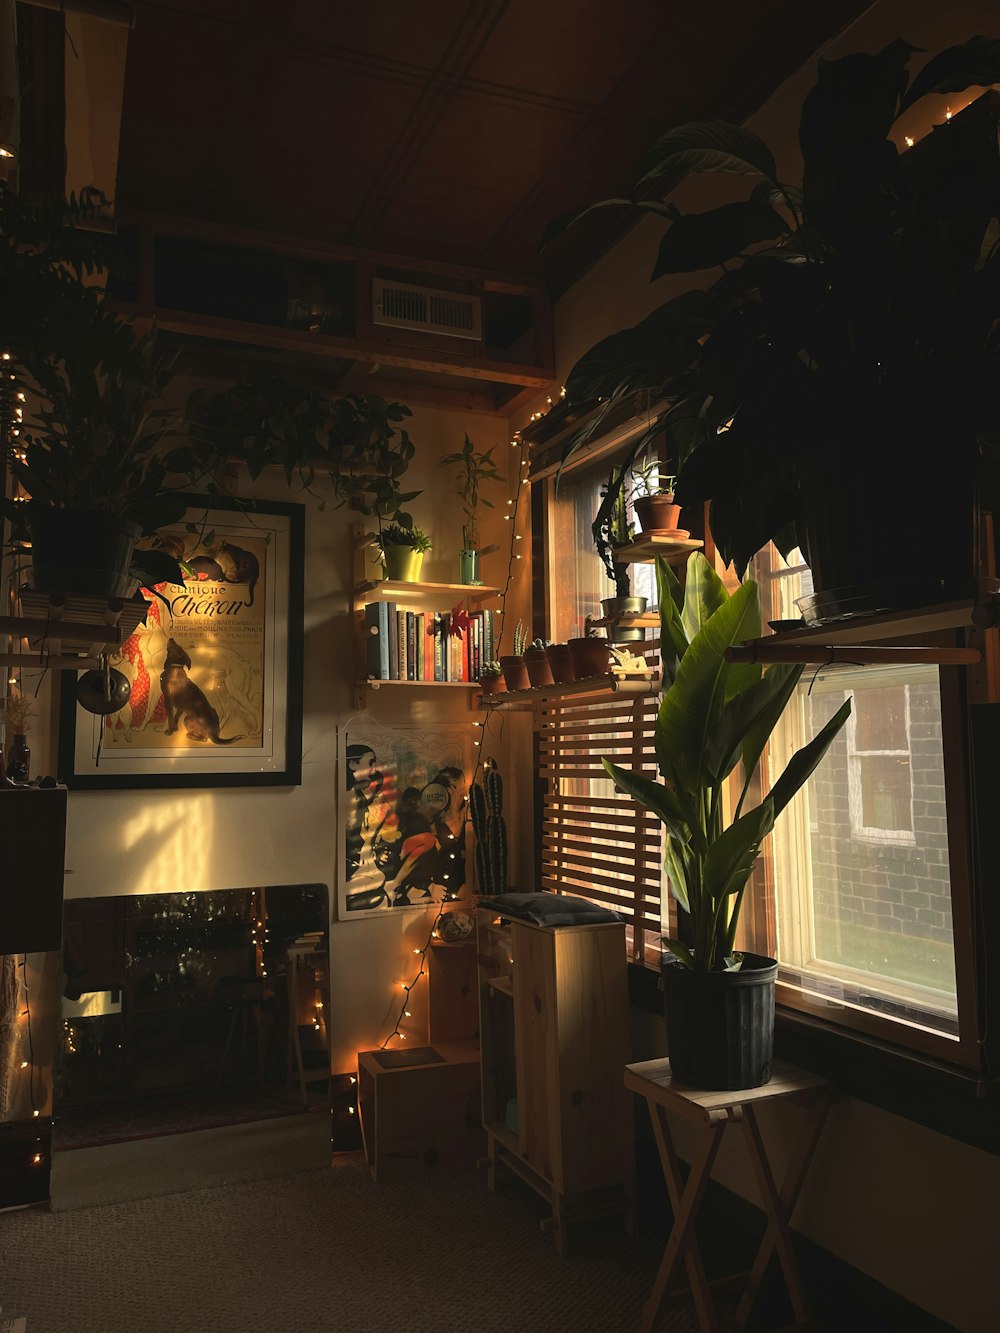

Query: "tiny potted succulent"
<box><xmin>545</xmin><ymin>641</ymin><xmax>576</xmax><ymax>684</ymax></box>
<box><xmin>631</xmin><ymin>457</ymin><xmax>684</xmax><ymax>536</ymax></box>
<box><xmin>568</xmin><ymin>616</ymin><xmax>612</xmax><ymax>678</ymax></box>
<box><xmin>438</xmin><ymin>433</ymin><xmax>503</xmax><ymax>585</ymax></box>
<box><xmin>524</xmin><ymin>637</ymin><xmax>554</xmax><ymax>688</ymax></box>
<box><xmin>479</xmin><ymin>659</ymin><xmax>506</xmax><ymax>694</ymax></box>
<box><xmin>374</xmin><ymin>522</ymin><xmax>431</xmax><ymax>582</ymax></box>
<box><xmin>500</xmin><ymin>619</ymin><xmax>530</xmax><ymax>691</ymax></box>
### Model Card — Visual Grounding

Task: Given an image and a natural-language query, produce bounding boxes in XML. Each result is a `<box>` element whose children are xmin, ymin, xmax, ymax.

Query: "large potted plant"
<box><xmin>0</xmin><ymin>185</ymin><xmax>192</xmax><ymax>594</ymax></box>
<box><xmin>438</xmin><ymin>433</ymin><xmax>503</xmax><ymax>584</ymax></box>
<box><xmin>603</xmin><ymin>553</ymin><xmax>850</xmax><ymax>1088</ymax></box>
<box><xmin>553</xmin><ymin>38</ymin><xmax>1000</xmax><ymax>623</ymax></box>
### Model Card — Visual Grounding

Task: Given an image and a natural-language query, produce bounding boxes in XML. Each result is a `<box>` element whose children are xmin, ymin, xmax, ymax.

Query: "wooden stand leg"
<box><xmin>736</xmin><ymin>1093</ymin><xmax>832</xmax><ymax>1328</ymax></box>
<box><xmin>641</xmin><ymin>1102</ymin><xmax>725</xmax><ymax>1333</ymax></box>
<box><xmin>739</xmin><ymin>1105</ymin><xmax>816</xmax><ymax>1329</ymax></box>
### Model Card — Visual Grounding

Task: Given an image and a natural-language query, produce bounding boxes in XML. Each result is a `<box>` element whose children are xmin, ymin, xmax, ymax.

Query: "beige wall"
<box><xmin>536</xmin><ymin>4</ymin><xmax>1000</xmax><ymax>1329</ymax></box>
<box><xmin>41</xmin><ymin>402</ymin><xmax>529</xmax><ymax>1076</ymax></box>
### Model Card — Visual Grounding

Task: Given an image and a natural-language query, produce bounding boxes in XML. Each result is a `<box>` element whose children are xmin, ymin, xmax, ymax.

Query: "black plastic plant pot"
<box><xmin>25</xmin><ymin>507</ymin><xmax>142</xmax><ymax>598</ymax></box>
<box><xmin>663</xmin><ymin>952</ymin><xmax>778</xmax><ymax>1091</ymax></box>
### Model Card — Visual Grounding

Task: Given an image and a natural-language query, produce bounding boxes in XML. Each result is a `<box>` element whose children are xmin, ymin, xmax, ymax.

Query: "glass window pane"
<box><xmin>772</xmin><ymin>663</ymin><xmax>957</xmax><ymax>1033</ymax></box>
<box><xmin>854</xmin><ymin>686</ymin><xmax>909</xmax><ymax>752</ymax></box>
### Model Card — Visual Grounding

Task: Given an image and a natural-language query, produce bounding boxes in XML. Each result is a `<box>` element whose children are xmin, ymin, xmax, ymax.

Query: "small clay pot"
<box><xmin>524</xmin><ymin>647</ymin><xmax>554</xmax><ymax>688</ymax></box>
<box><xmin>500</xmin><ymin>655</ymin><xmax>530</xmax><ymax>691</ymax></box>
<box><xmin>635</xmin><ymin>494</ymin><xmax>682</xmax><ymax>534</ymax></box>
<box><xmin>568</xmin><ymin>637</ymin><xmax>611</xmax><ymax>678</ymax></box>
<box><xmin>479</xmin><ymin>670</ymin><xmax>507</xmax><ymax>695</ymax></box>
<box><xmin>545</xmin><ymin>643</ymin><xmax>575</xmax><ymax>684</ymax></box>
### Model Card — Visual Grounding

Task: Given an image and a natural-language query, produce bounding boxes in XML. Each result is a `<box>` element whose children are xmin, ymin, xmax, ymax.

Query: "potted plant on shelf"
<box><xmin>568</xmin><ymin>617</ymin><xmax>612</xmax><ymax>678</ymax></box>
<box><xmin>545</xmin><ymin>641</ymin><xmax>576</xmax><ymax>684</ymax></box>
<box><xmin>594</xmin><ymin>460</ymin><xmax>646</xmax><ymax>641</ymax></box>
<box><xmin>603</xmin><ymin>552</ymin><xmax>850</xmax><ymax>1089</ymax></box>
<box><xmin>500</xmin><ymin>619</ymin><xmax>530</xmax><ymax>691</ymax></box>
<box><xmin>551</xmin><ymin>38</ymin><xmax>1000</xmax><ymax>624</ymax></box>
<box><xmin>479</xmin><ymin>659</ymin><xmax>506</xmax><ymax>694</ymax></box>
<box><xmin>438</xmin><ymin>433</ymin><xmax>503</xmax><ymax>585</ymax></box>
<box><xmin>524</xmin><ymin>637</ymin><xmax>554</xmax><ymax>687</ymax></box>
<box><xmin>373</xmin><ymin>522</ymin><xmax>431</xmax><ymax>582</ymax></box>
<box><xmin>631</xmin><ymin>456</ymin><xmax>684</xmax><ymax>536</ymax></box>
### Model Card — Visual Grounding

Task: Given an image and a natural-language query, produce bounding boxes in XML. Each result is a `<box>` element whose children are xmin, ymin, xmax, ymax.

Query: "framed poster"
<box><xmin>338</xmin><ymin>724</ymin><xmax>472</xmax><ymax>918</ymax></box>
<box><xmin>58</xmin><ymin>496</ymin><xmax>304</xmax><ymax>789</ymax></box>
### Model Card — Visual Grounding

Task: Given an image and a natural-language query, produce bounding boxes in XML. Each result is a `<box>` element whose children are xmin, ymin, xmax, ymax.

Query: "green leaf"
<box><xmin>702</xmin><ymin>798</ymin><xmax>774</xmax><ymax>902</ymax></box>
<box><xmin>661</xmin><ymin>937</ymin><xmax>694</xmax><ymax>968</ymax></box>
<box><xmin>638</xmin><ymin>120</ymin><xmax>778</xmax><ymax>186</ymax></box>
<box><xmin>652</xmin><ymin>201</ymin><xmax>787</xmax><ymax>278</ymax></box>
<box><xmin>602</xmin><ymin>759</ymin><xmax>690</xmax><ymax>842</ymax></box>
<box><xmin>656</xmin><ymin>575</ymin><xmax>762</xmax><ymax>797</ymax></box>
<box><xmin>129</xmin><ymin>548</ymin><xmax>186</xmax><ymax>589</ymax></box>
<box><xmin>655</xmin><ymin>555</ymin><xmax>688</xmax><ymax>686</ymax></box>
<box><xmin>769</xmin><ymin>697</ymin><xmax>852</xmax><ymax>820</ymax></box>
<box><xmin>680</xmin><ymin>551</ymin><xmax>729</xmax><ymax>644</ymax></box>
<box><xmin>704</xmin><ymin>662</ymin><xmax>804</xmax><ymax>786</ymax></box>
<box><xmin>900</xmin><ymin>36</ymin><xmax>1000</xmax><ymax>111</ymax></box>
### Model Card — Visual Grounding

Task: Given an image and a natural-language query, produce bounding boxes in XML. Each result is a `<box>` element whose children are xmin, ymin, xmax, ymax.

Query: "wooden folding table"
<box><xmin>625</xmin><ymin>1057</ymin><xmax>834</xmax><ymax>1333</ymax></box>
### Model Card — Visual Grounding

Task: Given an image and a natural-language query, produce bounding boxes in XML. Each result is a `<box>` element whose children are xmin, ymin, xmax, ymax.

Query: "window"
<box><xmin>750</xmin><ymin>545</ymin><xmax>977</xmax><ymax>1064</ymax></box>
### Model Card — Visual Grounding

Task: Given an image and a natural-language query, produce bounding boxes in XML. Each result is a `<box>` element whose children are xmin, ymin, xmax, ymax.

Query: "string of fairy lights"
<box><xmin>374</xmin><ymin>412</ymin><xmax>544</xmax><ymax>1052</ymax></box>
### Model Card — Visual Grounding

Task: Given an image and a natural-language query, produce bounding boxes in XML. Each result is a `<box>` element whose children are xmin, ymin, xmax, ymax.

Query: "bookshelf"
<box><xmin>351</xmin><ymin>525</ymin><xmax>501</xmax><ymax>704</ymax></box>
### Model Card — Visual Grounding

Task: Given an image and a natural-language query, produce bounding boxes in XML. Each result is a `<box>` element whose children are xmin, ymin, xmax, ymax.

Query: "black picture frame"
<box><xmin>58</xmin><ymin>496</ymin><xmax>304</xmax><ymax>789</ymax></box>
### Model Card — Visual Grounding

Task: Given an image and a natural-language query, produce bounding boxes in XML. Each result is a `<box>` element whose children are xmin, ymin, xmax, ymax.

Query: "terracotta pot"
<box><xmin>545</xmin><ymin>643</ymin><xmax>575</xmax><ymax>684</ymax></box>
<box><xmin>479</xmin><ymin>670</ymin><xmax>507</xmax><ymax>695</ymax></box>
<box><xmin>568</xmin><ymin>637</ymin><xmax>611</xmax><ymax>678</ymax></box>
<box><xmin>500</xmin><ymin>655</ymin><xmax>530</xmax><ymax>691</ymax></box>
<box><xmin>524</xmin><ymin>647</ymin><xmax>554</xmax><ymax>688</ymax></box>
<box><xmin>635</xmin><ymin>494</ymin><xmax>682</xmax><ymax>534</ymax></box>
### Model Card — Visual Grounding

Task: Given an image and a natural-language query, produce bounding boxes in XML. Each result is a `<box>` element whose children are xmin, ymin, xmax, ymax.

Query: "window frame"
<box><xmin>844</xmin><ymin>680</ymin><xmax>917</xmax><ymax>846</ymax></box>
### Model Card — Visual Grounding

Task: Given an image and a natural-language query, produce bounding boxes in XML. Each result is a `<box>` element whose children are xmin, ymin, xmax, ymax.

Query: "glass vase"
<box><xmin>459</xmin><ymin>549</ymin><xmax>480</xmax><ymax>585</ymax></box>
<box><xmin>5</xmin><ymin>734</ymin><xmax>29</xmax><ymax>784</ymax></box>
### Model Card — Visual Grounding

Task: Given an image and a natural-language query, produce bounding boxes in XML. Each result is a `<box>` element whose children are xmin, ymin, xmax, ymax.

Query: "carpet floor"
<box><xmin>0</xmin><ymin>1153</ymin><xmax>738</xmax><ymax>1333</ymax></box>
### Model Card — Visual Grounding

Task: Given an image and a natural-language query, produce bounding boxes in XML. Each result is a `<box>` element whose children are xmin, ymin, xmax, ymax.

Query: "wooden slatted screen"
<box><xmin>538</xmin><ymin>686</ymin><xmax>666</xmax><ymax>964</ymax></box>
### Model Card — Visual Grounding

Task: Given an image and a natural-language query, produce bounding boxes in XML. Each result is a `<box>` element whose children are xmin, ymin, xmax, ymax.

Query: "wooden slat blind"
<box><xmin>539</xmin><ymin>690</ymin><xmax>666</xmax><ymax>964</ymax></box>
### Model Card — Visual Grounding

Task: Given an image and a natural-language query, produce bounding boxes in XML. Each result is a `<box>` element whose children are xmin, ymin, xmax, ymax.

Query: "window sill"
<box><xmin>627</xmin><ymin>961</ymin><xmax>999</xmax><ymax>1156</ymax></box>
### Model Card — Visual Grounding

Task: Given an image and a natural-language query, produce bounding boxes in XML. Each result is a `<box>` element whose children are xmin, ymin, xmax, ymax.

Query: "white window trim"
<box><xmin>845</xmin><ymin>685</ymin><xmax>917</xmax><ymax>846</ymax></box>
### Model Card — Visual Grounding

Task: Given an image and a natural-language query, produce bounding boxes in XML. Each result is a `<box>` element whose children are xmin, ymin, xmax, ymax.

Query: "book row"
<box><xmin>363</xmin><ymin>604</ymin><xmax>497</xmax><ymax>682</ymax></box>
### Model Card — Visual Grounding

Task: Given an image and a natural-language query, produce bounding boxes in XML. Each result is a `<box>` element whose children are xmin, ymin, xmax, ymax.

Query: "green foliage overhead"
<box><xmin>551</xmin><ymin>37</ymin><xmax>1000</xmax><ymax>574</ymax></box>
<box><xmin>603</xmin><ymin>553</ymin><xmax>850</xmax><ymax>971</ymax></box>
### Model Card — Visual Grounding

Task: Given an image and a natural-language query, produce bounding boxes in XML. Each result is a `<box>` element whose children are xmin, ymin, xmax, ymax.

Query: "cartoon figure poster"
<box><xmin>338</xmin><ymin>725</ymin><xmax>471</xmax><ymax>917</ymax></box>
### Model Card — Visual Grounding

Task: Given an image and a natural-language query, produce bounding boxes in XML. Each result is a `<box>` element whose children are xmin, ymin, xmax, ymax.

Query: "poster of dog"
<box><xmin>59</xmin><ymin>498</ymin><xmax>303</xmax><ymax>788</ymax></box>
<box><xmin>338</xmin><ymin>724</ymin><xmax>472</xmax><ymax>918</ymax></box>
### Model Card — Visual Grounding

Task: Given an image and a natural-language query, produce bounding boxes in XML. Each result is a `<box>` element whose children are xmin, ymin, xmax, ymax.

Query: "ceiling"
<box><xmin>116</xmin><ymin>0</ymin><xmax>872</xmax><ymax>288</ymax></box>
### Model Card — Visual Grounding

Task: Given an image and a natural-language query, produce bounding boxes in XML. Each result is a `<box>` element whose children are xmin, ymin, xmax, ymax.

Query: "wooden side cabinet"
<box><xmin>476</xmin><ymin>906</ymin><xmax>634</xmax><ymax>1254</ymax></box>
<box><xmin>357</xmin><ymin>935</ymin><xmax>483</xmax><ymax>1181</ymax></box>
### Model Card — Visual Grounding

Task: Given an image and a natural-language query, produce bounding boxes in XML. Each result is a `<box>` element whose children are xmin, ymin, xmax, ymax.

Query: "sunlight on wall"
<box><xmin>120</xmin><ymin>793</ymin><xmax>213</xmax><ymax>896</ymax></box>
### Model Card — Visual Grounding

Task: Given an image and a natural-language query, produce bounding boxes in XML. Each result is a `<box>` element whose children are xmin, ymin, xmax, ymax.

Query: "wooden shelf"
<box><xmin>481</xmin><ymin>670</ymin><xmax>658</xmax><ymax>709</ymax></box>
<box><xmin>589</xmin><ymin>611</ymin><xmax>660</xmax><ymax>629</ymax></box>
<box><xmin>361</xmin><ymin>678</ymin><xmax>482</xmax><ymax>690</ymax></box>
<box><xmin>0</xmin><ymin>589</ymin><xmax>150</xmax><ymax>669</ymax></box>
<box><xmin>746</xmin><ymin>597</ymin><xmax>997</xmax><ymax>647</ymax></box>
<box><xmin>353</xmin><ymin>578</ymin><xmax>501</xmax><ymax>603</ymax></box>
<box><xmin>613</xmin><ymin>534</ymin><xmax>703</xmax><ymax>565</ymax></box>
<box><xmin>487</xmin><ymin>976</ymin><xmax>514</xmax><ymax>996</ymax></box>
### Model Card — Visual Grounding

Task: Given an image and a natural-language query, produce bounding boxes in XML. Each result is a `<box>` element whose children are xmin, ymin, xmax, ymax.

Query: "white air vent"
<box><xmin>372</xmin><ymin>278</ymin><xmax>482</xmax><ymax>340</ymax></box>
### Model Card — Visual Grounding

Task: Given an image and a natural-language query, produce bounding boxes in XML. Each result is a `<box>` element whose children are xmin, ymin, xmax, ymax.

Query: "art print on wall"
<box><xmin>58</xmin><ymin>497</ymin><xmax>304</xmax><ymax>789</ymax></box>
<box><xmin>338</xmin><ymin>724</ymin><xmax>471</xmax><ymax>918</ymax></box>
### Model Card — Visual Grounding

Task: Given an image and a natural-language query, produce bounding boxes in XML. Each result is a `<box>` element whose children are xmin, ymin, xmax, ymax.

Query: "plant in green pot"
<box><xmin>373</xmin><ymin>522</ymin><xmax>431</xmax><ymax>582</ymax></box>
<box><xmin>552</xmin><ymin>37</ymin><xmax>1000</xmax><ymax>623</ymax></box>
<box><xmin>603</xmin><ymin>552</ymin><xmax>851</xmax><ymax>1089</ymax></box>
<box><xmin>438</xmin><ymin>433</ymin><xmax>503</xmax><ymax>585</ymax></box>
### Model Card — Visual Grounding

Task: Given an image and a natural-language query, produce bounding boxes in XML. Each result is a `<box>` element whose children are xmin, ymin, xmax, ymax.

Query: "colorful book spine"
<box><xmin>363</xmin><ymin>602</ymin><xmax>388</xmax><ymax>679</ymax></box>
<box><xmin>396</xmin><ymin>610</ymin><xmax>406</xmax><ymax>681</ymax></box>
<box><xmin>386</xmin><ymin>601</ymin><xmax>398</xmax><ymax>681</ymax></box>
<box><xmin>406</xmin><ymin>612</ymin><xmax>416</xmax><ymax>680</ymax></box>
<box><xmin>416</xmin><ymin>613</ymin><xmax>425</xmax><ymax>681</ymax></box>
<box><xmin>433</xmin><ymin>613</ymin><xmax>444</xmax><ymax>681</ymax></box>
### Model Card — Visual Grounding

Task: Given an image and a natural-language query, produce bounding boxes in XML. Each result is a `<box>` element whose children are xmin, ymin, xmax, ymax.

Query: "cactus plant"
<box><xmin>470</xmin><ymin>760</ymin><xmax>508</xmax><ymax>896</ymax></box>
<box><xmin>512</xmin><ymin>619</ymin><xmax>528</xmax><ymax>656</ymax></box>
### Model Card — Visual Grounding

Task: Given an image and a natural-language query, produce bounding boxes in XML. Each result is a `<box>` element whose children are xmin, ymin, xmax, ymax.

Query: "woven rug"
<box><xmin>1</xmin><ymin>1153</ymin><xmax>739</xmax><ymax>1333</ymax></box>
